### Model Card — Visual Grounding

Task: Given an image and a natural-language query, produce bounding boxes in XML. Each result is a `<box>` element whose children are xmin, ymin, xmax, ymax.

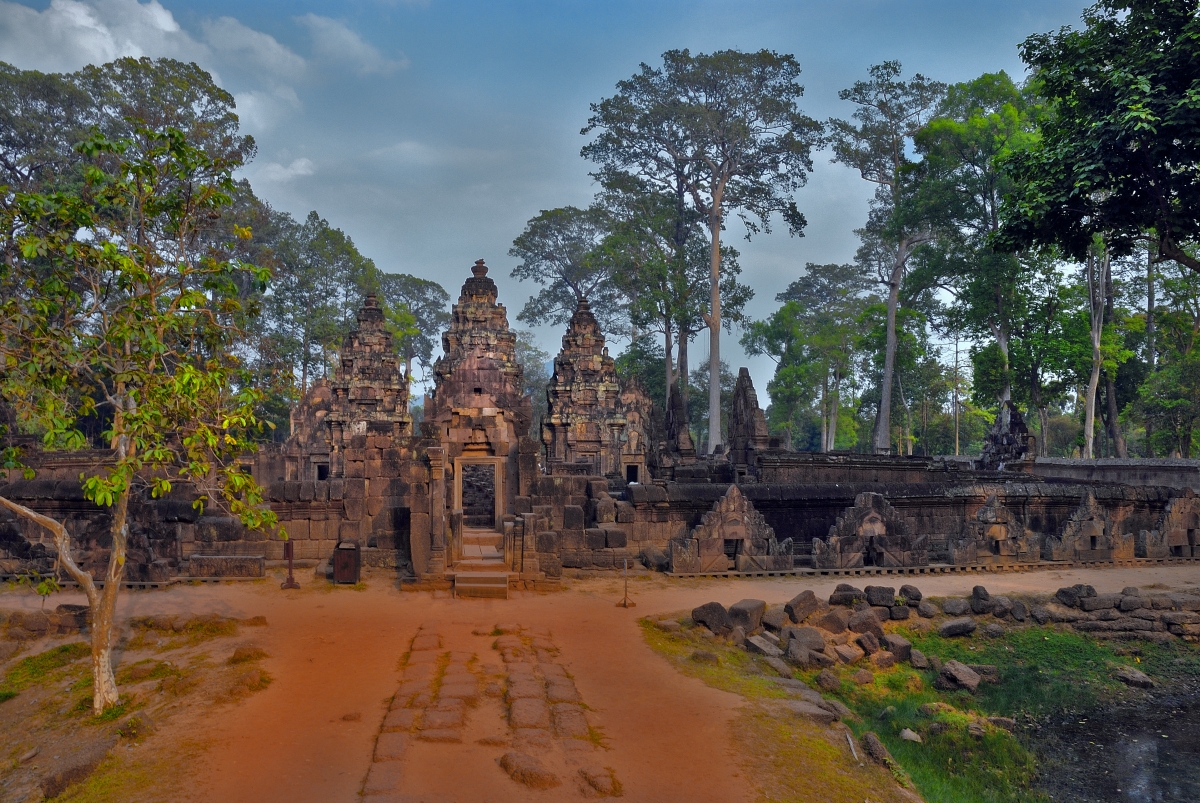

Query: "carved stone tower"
<box><xmin>543</xmin><ymin>299</ymin><xmax>624</xmax><ymax>476</ymax></box>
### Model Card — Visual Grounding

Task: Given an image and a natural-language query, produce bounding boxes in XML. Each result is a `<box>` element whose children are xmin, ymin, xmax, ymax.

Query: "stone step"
<box><xmin>463</xmin><ymin>533</ymin><xmax>503</xmax><ymax>548</ymax></box>
<box><xmin>451</xmin><ymin>571</ymin><xmax>510</xmax><ymax>600</ymax></box>
<box><xmin>453</xmin><ymin>558</ymin><xmax>506</xmax><ymax>571</ymax></box>
<box><xmin>459</xmin><ymin>544</ymin><xmax>503</xmax><ymax>559</ymax></box>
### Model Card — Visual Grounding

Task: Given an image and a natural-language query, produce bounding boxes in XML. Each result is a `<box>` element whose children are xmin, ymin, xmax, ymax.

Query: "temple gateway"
<box><xmin>3</xmin><ymin>260</ymin><xmax>1200</xmax><ymax>592</ymax></box>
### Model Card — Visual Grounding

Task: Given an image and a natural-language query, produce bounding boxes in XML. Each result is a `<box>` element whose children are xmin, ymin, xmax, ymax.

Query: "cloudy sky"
<box><xmin>0</xmin><ymin>0</ymin><xmax>1090</xmax><ymax>398</ymax></box>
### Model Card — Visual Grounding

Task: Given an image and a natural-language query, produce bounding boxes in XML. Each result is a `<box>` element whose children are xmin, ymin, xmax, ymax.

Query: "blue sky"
<box><xmin>0</xmin><ymin>0</ymin><xmax>1090</xmax><ymax>397</ymax></box>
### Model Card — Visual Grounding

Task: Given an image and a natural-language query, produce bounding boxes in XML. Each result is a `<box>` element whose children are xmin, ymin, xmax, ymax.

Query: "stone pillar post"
<box><xmin>427</xmin><ymin>447</ymin><xmax>446</xmax><ymax>577</ymax></box>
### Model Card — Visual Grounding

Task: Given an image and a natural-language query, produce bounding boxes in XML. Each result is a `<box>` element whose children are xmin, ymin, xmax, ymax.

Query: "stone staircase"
<box><xmin>449</xmin><ymin>528</ymin><xmax>510</xmax><ymax>599</ymax></box>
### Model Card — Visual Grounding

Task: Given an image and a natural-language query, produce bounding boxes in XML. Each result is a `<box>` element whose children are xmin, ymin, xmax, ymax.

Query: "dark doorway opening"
<box><xmin>626</xmin><ymin>465</ymin><xmax>639</xmax><ymax>483</ymax></box>
<box><xmin>462</xmin><ymin>463</ymin><xmax>496</xmax><ymax>528</ymax></box>
<box><xmin>316</xmin><ymin>463</ymin><xmax>329</xmax><ymax>481</ymax></box>
<box><xmin>723</xmin><ymin>539</ymin><xmax>740</xmax><ymax>563</ymax></box>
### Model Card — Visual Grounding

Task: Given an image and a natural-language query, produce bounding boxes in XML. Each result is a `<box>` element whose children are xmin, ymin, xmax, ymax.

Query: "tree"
<box><xmin>0</xmin><ymin>128</ymin><xmax>278</xmax><ymax>713</ymax></box>
<box><xmin>266</xmin><ymin>211</ymin><xmax>377</xmax><ymax>393</ymax></box>
<box><xmin>996</xmin><ymin>0</ymin><xmax>1200</xmax><ymax>275</ymax></box>
<box><xmin>827</xmin><ymin>61</ymin><xmax>946</xmax><ymax>453</ymax></box>
<box><xmin>376</xmin><ymin>273</ymin><xmax>451</xmax><ymax>384</ymax></box>
<box><xmin>913</xmin><ymin>71</ymin><xmax>1041</xmax><ymax>407</ymax></box>
<box><xmin>583</xmin><ymin>49</ymin><xmax>821</xmax><ymax>452</ymax></box>
<box><xmin>0</xmin><ymin>62</ymin><xmax>92</xmax><ymax>193</ymax></box>
<box><xmin>743</xmin><ymin>263</ymin><xmax>876</xmax><ymax>451</ymax></box>
<box><xmin>514</xmin><ymin>330</ymin><xmax>552</xmax><ymax>442</ymax></box>
<box><xmin>509</xmin><ymin>206</ymin><xmax>627</xmax><ymax>334</ymax></box>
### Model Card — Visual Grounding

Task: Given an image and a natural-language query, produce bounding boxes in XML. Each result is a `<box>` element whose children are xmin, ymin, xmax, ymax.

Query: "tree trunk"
<box><xmin>707</xmin><ymin>211</ymin><xmax>722</xmax><ymax>454</ymax></box>
<box><xmin>818</xmin><ymin>374</ymin><xmax>828</xmax><ymax>453</ymax></box>
<box><xmin>678</xmin><ymin>335</ymin><xmax>689</xmax><ymax>407</ymax></box>
<box><xmin>953</xmin><ymin>338</ymin><xmax>960</xmax><ymax>457</ymax></box>
<box><xmin>827</xmin><ymin>372</ymin><xmax>841</xmax><ymax>452</ymax></box>
<box><xmin>663</xmin><ymin>327</ymin><xmax>674</xmax><ymax>401</ymax></box>
<box><xmin>995</xmin><ymin>324</ymin><xmax>1012</xmax><ymax>404</ymax></box>
<box><xmin>0</xmin><ymin>493</ymin><xmax>124</xmax><ymax>712</ymax></box>
<box><xmin>1102</xmin><ymin>254</ymin><xmax>1127</xmax><ymax>458</ymax></box>
<box><xmin>1145</xmin><ymin>248</ymin><xmax>1156</xmax><ymax>457</ymax></box>
<box><xmin>872</xmin><ymin>240</ymin><xmax>909</xmax><ymax>454</ymax></box>
<box><xmin>1083</xmin><ymin>251</ymin><xmax>1106</xmax><ymax>460</ymax></box>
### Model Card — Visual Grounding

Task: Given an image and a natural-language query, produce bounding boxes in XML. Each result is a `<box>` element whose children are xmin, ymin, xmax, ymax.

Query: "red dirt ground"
<box><xmin>6</xmin><ymin>563</ymin><xmax>1200</xmax><ymax>802</ymax></box>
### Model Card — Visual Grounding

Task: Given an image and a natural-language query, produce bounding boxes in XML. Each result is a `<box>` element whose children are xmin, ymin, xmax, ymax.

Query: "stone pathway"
<box><xmin>362</xmin><ymin>620</ymin><xmax>621</xmax><ymax>801</ymax></box>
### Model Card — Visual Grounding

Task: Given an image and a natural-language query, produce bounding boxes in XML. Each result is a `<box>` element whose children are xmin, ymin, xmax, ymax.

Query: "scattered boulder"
<box><xmin>785</xmin><ymin>590</ymin><xmax>822</xmax><ymax>623</ymax></box>
<box><xmin>967</xmin><ymin>721</ymin><xmax>986</xmax><ymax>738</ymax></box>
<box><xmin>1011</xmin><ymin>600</ymin><xmax>1028</xmax><ymax>622</ymax></box>
<box><xmin>900</xmin><ymin>584</ymin><xmax>923</xmax><ymax>604</ymax></box>
<box><xmin>881</xmin><ymin>634</ymin><xmax>912</xmax><ymax>663</ymax></box>
<box><xmin>745</xmin><ymin>635</ymin><xmax>783</xmax><ymax>658</ymax></box>
<box><xmin>815</xmin><ymin>669</ymin><xmax>841</xmax><ymax>691</ymax></box>
<box><xmin>655</xmin><ymin>619</ymin><xmax>682</xmax><ymax>633</ymax></box>
<box><xmin>828</xmin><ymin>583</ymin><xmax>863</xmax><ymax>606</ymax></box>
<box><xmin>899</xmin><ymin>727</ymin><xmax>922</xmax><ymax>743</ymax></box>
<box><xmin>917</xmin><ymin>600</ymin><xmax>938</xmax><ymax>619</ymax></box>
<box><xmin>728</xmin><ymin>599</ymin><xmax>767</xmax><ymax>633</ymax></box>
<box><xmin>943</xmin><ymin>598</ymin><xmax>970</xmax><ymax>616</ymax></box>
<box><xmin>815</xmin><ymin>608</ymin><xmax>851</xmax><ymax>634</ymax></box>
<box><xmin>855</xmin><ymin>632</ymin><xmax>880</xmax><ymax>655</ymax></box>
<box><xmin>890</xmin><ymin>606</ymin><xmax>911</xmax><ymax>621</ymax></box>
<box><xmin>939</xmin><ymin>617</ymin><xmax>977</xmax><ymax>638</ymax></box>
<box><xmin>39</xmin><ymin>739</ymin><xmax>114</xmax><ymax>799</ymax></box>
<box><xmin>852</xmin><ymin>669</ymin><xmax>875</xmax><ymax>685</ymax></box>
<box><xmin>761</xmin><ymin>605</ymin><xmax>789</xmax><ymax>632</ymax></box>
<box><xmin>782</xmin><ymin>626</ymin><xmax>826</xmax><ymax>653</ymax></box>
<box><xmin>991</xmin><ymin>596</ymin><xmax>1014</xmax><ymax>618</ymax></box>
<box><xmin>690</xmin><ymin>650</ymin><xmax>719</xmax><ymax>665</ymax></box>
<box><xmin>763</xmin><ymin>656</ymin><xmax>793</xmax><ymax>678</ymax></box>
<box><xmin>989</xmin><ymin>716</ymin><xmax>1017</xmax><ymax>731</ymax></box>
<box><xmin>691</xmin><ymin>602</ymin><xmax>732</xmax><ymax>635</ymax></box>
<box><xmin>1119</xmin><ymin>595</ymin><xmax>1145</xmax><ymax>612</ymax></box>
<box><xmin>499</xmin><ymin>751</ymin><xmax>560</xmax><ymax>789</ymax></box>
<box><xmin>786</xmin><ymin>699</ymin><xmax>838</xmax><ymax>725</ymax></box>
<box><xmin>871</xmin><ymin>651</ymin><xmax>895</xmax><ymax>669</ymax></box>
<box><xmin>729</xmin><ymin>626</ymin><xmax>746</xmax><ymax>648</ymax></box>
<box><xmin>1080</xmin><ymin>593</ymin><xmax>1122</xmax><ymax>612</ymax></box>
<box><xmin>861</xmin><ymin>732</ymin><xmax>892</xmax><ymax>764</ymax></box>
<box><xmin>1031</xmin><ymin>606</ymin><xmax>1051</xmax><ymax>625</ymax></box>
<box><xmin>833</xmin><ymin>644</ymin><xmax>865</xmax><ymax>664</ymax></box>
<box><xmin>984</xmin><ymin>623</ymin><xmax>1005</xmax><ymax>638</ymax></box>
<box><xmin>847</xmin><ymin>610</ymin><xmax>884</xmax><ymax>639</ymax></box>
<box><xmin>1055</xmin><ymin>586</ymin><xmax>1081</xmax><ymax>608</ymax></box>
<box><xmin>968</xmin><ymin>664</ymin><xmax>999</xmax><ymax>683</ymax></box>
<box><xmin>864</xmin><ymin>585</ymin><xmax>896</xmax><ymax>608</ymax></box>
<box><xmin>1115</xmin><ymin>666</ymin><xmax>1154</xmax><ymax>689</ymax></box>
<box><xmin>909</xmin><ymin>648</ymin><xmax>928</xmax><ymax>669</ymax></box>
<box><xmin>579</xmin><ymin>766</ymin><xmax>618</xmax><ymax>796</ymax></box>
<box><xmin>970</xmin><ymin>586</ymin><xmax>993</xmax><ymax>614</ymax></box>
<box><xmin>935</xmin><ymin>660</ymin><xmax>981</xmax><ymax>693</ymax></box>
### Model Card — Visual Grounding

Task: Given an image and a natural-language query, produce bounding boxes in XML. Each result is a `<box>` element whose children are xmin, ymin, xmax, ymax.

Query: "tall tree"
<box><xmin>0</xmin><ymin>128</ymin><xmax>277</xmax><ymax>713</ymax></box>
<box><xmin>267</xmin><ymin>211</ymin><xmax>377</xmax><ymax>393</ymax></box>
<box><xmin>743</xmin><ymin>263</ymin><xmax>876</xmax><ymax>451</ymax></box>
<box><xmin>997</xmin><ymin>0</ymin><xmax>1200</xmax><ymax>274</ymax></box>
<box><xmin>583</xmin><ymin>49</ymin><xmax>820</xmax><ymax>452</ymax></box>
<box><xmin>376</xmin><ymin>273</ymin><xmax>451</xmax><ymax>384</ymax></box>
<box><xmin>509</xmin><ymin>206</ymin><xmax>627</xmax><ymax>334</ymax></box>
<box><xmin>827</xmin><ymin>61</ymin><xmax>945</xmax><ymax>453</ymax></box>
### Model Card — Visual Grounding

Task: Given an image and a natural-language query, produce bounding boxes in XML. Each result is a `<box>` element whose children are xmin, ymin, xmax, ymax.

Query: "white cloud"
<box><xmin>258</xmin><ymin>157</ymin><xmax>315</xmax><ymax>182</ymax></box>
<box><xmin>296</xmin><ymin>13</ymin><xmax>407</xmax><ymax>75</ymax></box>
<box><xmin>234</xmin><ymin>86</ymin><xmax>302</xmax><ymax>134</ymax></box>
<box><xmin>202</xmin><ymin>16</ymin><xmax>305</xmax><ymax>81</ymax></box>
<box><xmin>0</xmin><ymin>0</ymin><xmax>205</xmax><ymax>73</ymax></box>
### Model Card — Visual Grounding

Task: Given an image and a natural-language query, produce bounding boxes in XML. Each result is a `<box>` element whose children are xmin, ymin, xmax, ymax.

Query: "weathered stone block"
<box><xmin>585</xmin><ymin>529</ymin><xmax>606</xmax><ymax>550</ymax></box>
<box><xmin>728</xmin><ymin>599</ymin><xmax>767</xmax><ymax>633</ymax></box>
<box><xmin>605</xmin><ymin>529</ymin><xmax>627</xmax><ymax>549</ymax></box>
<box><xmin>785</xmin><ymin>590</ymin><xmax>821</xmax><ymax>623</ymax></box>
<box><xmin>563</xmin><ymin>505</ymin><xmax>586</xmax><ymax>530</ymax></box>
<box><xmin>536</xmin><ymin>532</ymin><xmax>559</xmax><ymax>553</ymax></box>
<box><xmin>188</xmin><ymin>555</ymin><xmax>264</xmax><ymax>578</ymax></box>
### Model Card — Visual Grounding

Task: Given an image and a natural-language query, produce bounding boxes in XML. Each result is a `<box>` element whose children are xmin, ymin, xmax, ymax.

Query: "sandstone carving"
<box><xmin>812</xmin><ymin>492</ymin><xmax>928</xmax><ymax>569</ymax></box>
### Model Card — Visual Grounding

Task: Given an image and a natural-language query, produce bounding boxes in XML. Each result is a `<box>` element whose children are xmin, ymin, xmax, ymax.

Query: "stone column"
<box><xmin>427</xmin><ymin>447</ymin><xmax>446</xmax><ymax>577</ymax></box>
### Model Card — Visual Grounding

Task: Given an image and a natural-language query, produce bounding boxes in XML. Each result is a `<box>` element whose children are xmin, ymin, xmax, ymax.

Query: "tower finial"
<box><xmin>472</xmin><ymin>259</ymin><xmax>488</xmax><ymax>277</ymax></box>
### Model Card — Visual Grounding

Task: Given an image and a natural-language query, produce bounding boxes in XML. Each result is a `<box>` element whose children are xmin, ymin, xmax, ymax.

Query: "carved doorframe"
<box><xmin>453</xmin><ymin>455</ymin><xmax>505</xmax><ymax>532</ymax></box>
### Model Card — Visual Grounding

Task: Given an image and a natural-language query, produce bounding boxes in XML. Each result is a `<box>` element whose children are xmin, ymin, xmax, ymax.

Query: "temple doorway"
<box><xmin>461</xmin><ymin>463</ymin><xmax>496</xmax><ymax>528</ymax></box>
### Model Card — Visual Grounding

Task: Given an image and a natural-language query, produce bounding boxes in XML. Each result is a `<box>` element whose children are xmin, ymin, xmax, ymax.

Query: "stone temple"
<box><xmin>3</xmin><ymin>260</ymin><xmax>1200</xmax><ymax>591</ymax></box>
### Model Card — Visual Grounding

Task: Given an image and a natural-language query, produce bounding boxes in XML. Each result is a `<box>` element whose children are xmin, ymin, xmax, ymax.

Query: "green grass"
<box><xmin>1</xmin><ymin>642</ymin><xmax>90</xmax><ymax>694</ymax></box>
<box><xmin>801</xmin><ymin>624</ymin><xmax>1200</xmax><ymax>803</ymax></box>
<box><xmin>0</xmin><ymin>689</ymin><xmax>16</xmax><ymax>703</ymax></box>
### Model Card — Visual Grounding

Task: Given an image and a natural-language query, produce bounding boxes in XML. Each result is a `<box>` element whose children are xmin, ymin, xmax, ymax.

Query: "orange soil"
<box><xmin>5</xmin><ymin>563</ymin><xmax>1199</xmax><ymax>802</ymax></box>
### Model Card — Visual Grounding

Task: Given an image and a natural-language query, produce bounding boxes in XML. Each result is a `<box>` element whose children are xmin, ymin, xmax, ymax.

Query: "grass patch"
<box><xmin>0</xmin><ymin>689</ymin><xmax>16</xmax><ymax>703</ymax></box>
<box><xmin>1</xmin><ymin>642</ymin><xmax>90</xmax><ymax>693</ymax></box>
<box><xmin>638</xmin><ymin>619</ymin><xmax>792</xmax><ymax>701</ymax></box>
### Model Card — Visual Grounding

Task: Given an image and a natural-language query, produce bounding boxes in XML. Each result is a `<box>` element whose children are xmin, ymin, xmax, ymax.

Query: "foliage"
<box><xmin>997</xmin><ymin>0</ymin><xmax>1200</xmax><ymax>275</ymax></box>
<box><xmin>8</xmin><ymin>569</ymin><xmax>62</xmax><ymax>608</ymax></box>
<box><xmin>376</xmin><ymin>272</ymin><xmax>451</xmax><ymax>383</ymax></box>
<box><xmin>1</xmin><ymin>642</ymin><xmax>90</xmax><ymax>695</ymax></box>
<box><xmin>583</xmin><ymin>48</ymin><xmax>821</xmax><ymax>449</ymax></box>
<box><xmin>514</xmin><ymin>330</ymin><xmax>552</xmax><ymax>442</ymax></box>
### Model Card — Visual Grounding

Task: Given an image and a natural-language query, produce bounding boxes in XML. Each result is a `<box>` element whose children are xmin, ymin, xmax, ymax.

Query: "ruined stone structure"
<box><xmin>811</xmin><ymin>492</ymin><xmax>929</xmax><ymax>569</ymax></box>
<box><xmin>543</xmin><ymin>299</ymin><xmax>624</xmax><ymax>478</ymax></box>
<box><xmin>669</xmin><ymin>485</ymin><xmax>791</xmax><ymax>573</ymax></box>
<box><xmin>5</xmin><ymin>259</ymin><xmax>1200</xmax><ymax>588</ymax></box>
